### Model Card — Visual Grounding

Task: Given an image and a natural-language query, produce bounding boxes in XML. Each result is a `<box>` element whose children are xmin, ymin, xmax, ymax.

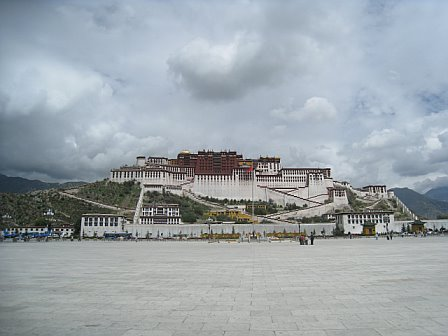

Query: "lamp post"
<box><xmin>384</xmin><ymin>215</ymin><xmax>390</xmax><ymax>233</ymax></box>
<box><xmin>208</xmin><ymin>223</ymin><xmax>211</xmax><ymax>242</ymax></box>
<box><xmin>384</xmin><ymin>214</ymin><xmax>390</xmax><ymax>239</ymax></box>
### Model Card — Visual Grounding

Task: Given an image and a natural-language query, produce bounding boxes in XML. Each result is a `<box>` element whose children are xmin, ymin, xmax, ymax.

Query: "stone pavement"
<box><xmin>0</xmin><ymin>237</ymin><xmax>447</xmax><ymax>336</ymax></box>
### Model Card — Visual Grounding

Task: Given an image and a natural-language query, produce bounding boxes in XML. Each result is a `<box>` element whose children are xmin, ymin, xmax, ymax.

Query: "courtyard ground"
<box><xmin>0</xmin><ymin>237</ymin><xmax>447</xmax><ymax>336</ymax></box>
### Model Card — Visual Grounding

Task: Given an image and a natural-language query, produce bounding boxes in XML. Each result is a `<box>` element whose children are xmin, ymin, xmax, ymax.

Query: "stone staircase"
<box><xmin>133</xmin><ymin>186</ymin><xmax>146</xmax><ymax>225</ymax></box>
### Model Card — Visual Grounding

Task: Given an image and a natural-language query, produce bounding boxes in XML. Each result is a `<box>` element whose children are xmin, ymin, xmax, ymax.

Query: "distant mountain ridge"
<box><xmin>425</xmin><ymin>186</ymin><xmax>448</xmax><ymax>202</ymax></box>
<box><xmin>0</xmin><ymin>174</ymin><xmax>86</xmax><ymax>193</ymax></box>
<box><xmin>392</xmin><ymin>187</ymin><xmax>448</xmax><ymax>219</ymax></box>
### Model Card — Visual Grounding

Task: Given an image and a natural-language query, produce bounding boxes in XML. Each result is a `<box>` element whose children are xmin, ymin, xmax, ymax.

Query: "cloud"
<box><xmin>167</xmin><ymin>32</ymin><xmax>296</xmax><ymax>100</ymax></box>
<box><xmin>270</xmin><ymin>97</ymin><xmax>337</xmax><ymax>122</ymax></box>
<box><xmin>353</xmin><ymin>129</ymin><xmax>404</xmax><ymax>150</ymax></box>
<box><xmin>414</xmin><ymin>176</ymin><xmax>448</xmax><ymax>193</ymax></box>
<box><xmin>0</xmin><ymin>57</ymin><xmax>111</xmax><ymax>116</ymax></box>
<box><xmin>0</xmin><ymin>0</ymin><xmax>448</xmax><ymax>192</ymax></box>
<box><xmin>345</xmin><ymin>110</ymin><xmax>448</xmax><ymax>187</ymax></box>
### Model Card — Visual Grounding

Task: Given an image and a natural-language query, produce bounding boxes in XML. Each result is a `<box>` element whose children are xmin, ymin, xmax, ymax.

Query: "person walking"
<box><xmin>310</xmin><ymin>232</ymin><xmax>315</xmax><ymax>245</ymax></box>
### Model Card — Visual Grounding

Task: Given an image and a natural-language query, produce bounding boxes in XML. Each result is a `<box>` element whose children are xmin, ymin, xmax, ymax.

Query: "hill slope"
<box><xmin>425</xmin><ymin>186</ymin><xmax>448</xmax><ymax>202</ymax></box>
<box><xmin>0</xmin><ymin>190</ymin><xmax>115</xmax><ymax>234</ymax></box>
<box><xmin>392</xmin><ymin>187</ymin><xmax>448</xmax><ymax>219</ymax></box>
<box><xmin>0</xmin><ymin>174</ymin><xmax>86</xmax><ymax>193</ymax></box>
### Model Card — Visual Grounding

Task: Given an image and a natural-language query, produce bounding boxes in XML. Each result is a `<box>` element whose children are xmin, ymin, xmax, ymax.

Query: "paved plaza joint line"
<box><xmin>1</xmin><ymin>237</ymin><xmax>447</xmax><ymax>336</ymax></box>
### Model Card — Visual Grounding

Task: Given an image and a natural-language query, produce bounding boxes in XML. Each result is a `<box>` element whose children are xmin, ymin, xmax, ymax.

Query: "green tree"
<box><xmin>182</xmin><ymin>211</ymin><xmax>197</xmax><ymax>223</ymax></box>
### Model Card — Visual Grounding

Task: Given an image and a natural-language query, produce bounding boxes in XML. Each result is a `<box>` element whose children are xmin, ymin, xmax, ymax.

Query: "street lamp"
<box><xmin>384</xmin><ymin>215</ymin><xmax>390</xmax><ymax>233</ymax></box>
<box><xmin>208</xmin><ymin>223</ymin><xmax>211</xmax><ymax>242</ymax></box>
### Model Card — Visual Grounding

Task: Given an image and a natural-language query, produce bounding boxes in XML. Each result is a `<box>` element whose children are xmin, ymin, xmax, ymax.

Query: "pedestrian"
<box><xmin>310</xmin><ymin>233</ymin><xmax>314</xmax><ymax>245</ymax></box>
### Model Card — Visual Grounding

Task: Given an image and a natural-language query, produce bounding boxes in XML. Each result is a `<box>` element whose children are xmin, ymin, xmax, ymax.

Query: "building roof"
<box><xmin>335</xmin><ymin>210</ymin><xmax>393</xmax><ymax>215</ymax></box>
<box><xmin>142</xmin><ymin>204</ymin><xmax>180</xmax><ymax>207</ymax></box>
<box><xmin>82</xmin><ymin>214</ymin><xmax>124</xmax><ymax>217</ymax></box>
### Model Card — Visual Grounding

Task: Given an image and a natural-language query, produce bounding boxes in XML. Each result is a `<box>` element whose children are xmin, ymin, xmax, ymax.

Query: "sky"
<box><xmin>1</xmin><ymin>0</ymin><xmax>448</xmax><ymax>193</ymax></box>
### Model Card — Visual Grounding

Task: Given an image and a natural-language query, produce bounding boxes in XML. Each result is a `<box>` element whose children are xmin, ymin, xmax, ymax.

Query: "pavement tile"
<box><xmin>375</xmin><ymin>327</ymin><xmax>435</xmax><ymax>336</ymax></box>
<box><xmin>275</xmin><ymin>331</ymin><xmax>327</xmax><ymax>336</ymax></box>
<box><xmin>153</xmin><ymin>322</ymin><xmax>203</xmax><ymax>331</ymax></box>
<box><xmin>202</xmin><ymin>323</ymin><xmax>250</xmax><ymax>331</ymax></box>
<box><xmin>1</xmin><ymin>238</ymin><xmax>447</xmax><ymax>336</ymax></box>
<box><xmin>324</xmin><ymin>328</ymin><xmax>381</xmax><ymax>336</ymax></box>
<box><xmin>121</xmin><ymin>331</ymin><xmax>174</xmax><ymax>336</ymax></box>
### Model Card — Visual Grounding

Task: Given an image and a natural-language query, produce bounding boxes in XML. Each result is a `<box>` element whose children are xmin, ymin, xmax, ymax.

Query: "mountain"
<box><xmin>425</xmin><ymin>186</ymin><xmax>448</xmax><ymax>202</ymax></box>
<box><xmin>0</xmin><ymin>174</ymin><xmax>86</xmax><ymax>193</ymax></box>
<box><xmin>392</xmin><ymin>187</ymin><xmax>448</xmax><ymax>219</ymax></box>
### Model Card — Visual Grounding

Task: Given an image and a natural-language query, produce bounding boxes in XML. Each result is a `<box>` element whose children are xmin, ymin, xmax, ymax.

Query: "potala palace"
<box><xmin>77</xmin><ymin>149</ymin><xmax>448</xmax><ymax>239</ymax></box>
<box><xmin>110</xmin><ymin>150</ymin><xmax>358</xmax><ymax>206</ymax></box>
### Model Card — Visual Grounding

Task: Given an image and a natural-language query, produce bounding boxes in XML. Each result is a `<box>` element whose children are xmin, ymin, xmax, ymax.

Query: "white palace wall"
<box><xmin>110</xmin><ymin>169</ymin><xmax>186</xmax><ymax>186</ymax></box>
<box><xmin>193</xmin><ymin>174</ymin><xmax>254</xmax><ymax>200</ymax></box>
<box><xmin>191</xmin><ymin>172</ymin><xmax>334</xmax><ymax>205</ymax></box>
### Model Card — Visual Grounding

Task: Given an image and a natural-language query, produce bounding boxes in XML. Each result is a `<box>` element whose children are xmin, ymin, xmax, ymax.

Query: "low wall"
<box><xmin>118</xmin><ymin>222</ymin><xmax>336</xmax><ymax>239</ymax></box>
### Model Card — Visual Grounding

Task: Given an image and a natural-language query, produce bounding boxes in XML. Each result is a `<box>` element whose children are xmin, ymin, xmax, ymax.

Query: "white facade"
<box><xmin>257</xmin><ymin>158</ymin><xmax>281</xmax><ymax>175</ymax></box>
<box><xmin>361</xmin><ymin>185</ymin><xmax>388</xmax><ymax>198</ymax></box>
<box><xmin>110</xmin><ymin>167</ymin><xmax>187</xmax><ymax>185</ymax></box>
<box><xmin>192</xmin><ymin>169</ymin><xmax>334</xmax><ymax>206</ymax></box>
<box><xmin>140</xmin><ymin>204</ymin><xmax>181</xmax><ymax>225</ymax></box>
<box><xmin>81</xmin><ymin>214</ymin><xmax>128</xmax><ymax>238</ymax></box>
<box><xmin>335</xmin><ymin>211</ymin><xmax>394</xmax><ymax>235</ymax></box>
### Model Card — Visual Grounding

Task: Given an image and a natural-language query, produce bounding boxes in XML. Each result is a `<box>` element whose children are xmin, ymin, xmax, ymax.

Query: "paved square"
<box><xmin>1</xmin><ymin>237</ymin><xmax>447</xmax><ymax>336</ymax></box>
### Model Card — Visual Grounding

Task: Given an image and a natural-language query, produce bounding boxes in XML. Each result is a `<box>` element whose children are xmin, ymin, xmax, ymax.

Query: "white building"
<box><xmin>140</xmin><ymin>204</ymin><xmax>181</xmax><ymax>225</ymax></box>
<box><xmin>3</xmin><ymin>225</ymin><xmax>74</xmax><ymax>237</ymax></box>
<box><xmin>335</xmin><ymin>211</ymin><xmax>394</xmax><ymax>235</ymax></box>
<box><xmin>81</xmin><ymin>214</ymin><xmax>128</xmax><ymax>238</ymax></box>
<box><xmin>361</xmin><ymin>185</ymin><xmax>388</xmax><ymax>198</ymax></box>
<box><xmin>128</xmin><ymin>204</ymin><xmax>182</xmax><ymax>238</ymax></box>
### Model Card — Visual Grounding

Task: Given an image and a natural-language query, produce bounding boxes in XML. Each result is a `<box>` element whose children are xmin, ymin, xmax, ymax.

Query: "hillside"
<box><xmin>425</xmin><ymin>186</ymin><xmax>448</xmax><ymax>202</ymax></box>
<box><xmin>0</xmin><ymin>190</ymin><xmax>115</xmax><ymax>234</ymax></box>
<box><xmin>0</xmin><ymin>173</ymin><xmax>86</xmax><ymax>193</ymax></box>
<box><xmin>73</xmin><ymin>180</ymin><xmax>141</xmax><ymax>210</ymax></box>
<box><xmin>73</xmin><ymin>181</ymin><xmax>210</xmax><ymax>223</ymax></box>
<box><xmin>1</xmin><ymin>180</ymin><xmax>212</xmax><ymax>232</ymax></box>
<box><xmin>392</xmin><ymin>187</ymin><xmax>448</xmax><ymax>219</ymax></box>
<box><xmin>345</xmin><ymin>189</ymin><xmax>412</xmax><ymax>221</ymax></box>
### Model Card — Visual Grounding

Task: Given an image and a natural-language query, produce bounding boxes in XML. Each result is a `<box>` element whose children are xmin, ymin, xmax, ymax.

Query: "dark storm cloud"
<box><xmin>1</xmin><ymin>0</ymin><xmax>448</xmax><ymax>191</ymax></box>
